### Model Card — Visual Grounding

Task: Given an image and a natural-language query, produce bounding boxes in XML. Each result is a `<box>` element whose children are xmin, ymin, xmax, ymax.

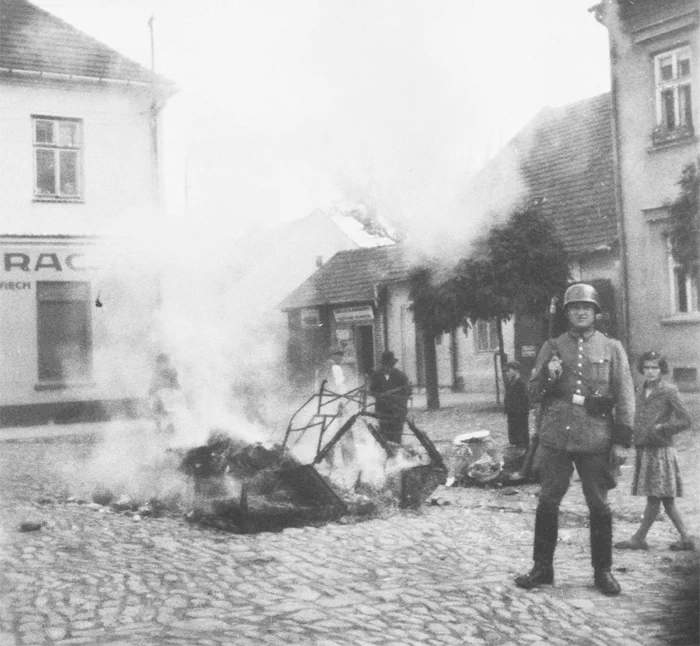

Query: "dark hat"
<box><xmin>381</xmin><ymin>350</ymin><xmax>398</xmax><ymax>365</ymax></box>
<box><xmin>330</xmin><ymin>346</ymin><xmax>344</xmax><ymax>356</ymax></box>
<box><xmin>505</xmin><ymin>360</ymin><xmax>522</xmax><ymax>371</ymax></box>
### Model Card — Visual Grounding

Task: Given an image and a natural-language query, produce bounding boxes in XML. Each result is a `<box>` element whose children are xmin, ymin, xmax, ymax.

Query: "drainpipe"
<box><xmin>609</xmin><ymin>38</ymin><xmax>632</xmax><ymax>350</ymax></box>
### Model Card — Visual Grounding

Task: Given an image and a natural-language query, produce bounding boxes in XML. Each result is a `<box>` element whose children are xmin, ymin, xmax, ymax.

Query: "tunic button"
<box><xmin>566</xmin><ymin>426</ymin><xmax>570</xmax><ymax>430</ymax></box>
<box><xmin>577</xmin><ymin>363</ymin><xmax>582</xmax><ymax>367</ymax></box>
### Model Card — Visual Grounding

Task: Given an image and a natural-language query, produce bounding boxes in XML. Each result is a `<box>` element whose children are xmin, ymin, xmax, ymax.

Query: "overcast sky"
<box><xmin>33</xmin><ymin>0</ymin><xmax>612</xmax><ymax>238</ymax></box>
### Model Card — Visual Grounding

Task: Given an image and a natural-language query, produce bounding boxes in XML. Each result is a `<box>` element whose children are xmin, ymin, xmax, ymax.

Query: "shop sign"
<box><xmin>300</xmin><ymin>308</ymin><xmax>320</xmax><ymax>328</ymax></box>
<box><xmin>333</xmin><ymin>305</ymin><xmax>374</xmax><ymax>324</ymax></box>
<box><xmin>3</xmin><ymin>252</ymin><xmax>98</xmax><ymax>273</ymax></box>
<box><xmin>0</xmin><ymin>281</ymin><xmax>31</xmax><ymax>291</ymax></box>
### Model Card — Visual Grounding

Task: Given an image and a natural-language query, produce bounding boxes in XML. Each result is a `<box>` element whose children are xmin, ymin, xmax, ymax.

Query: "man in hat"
<box><xmin>514</xmin><ymin>283</ymin><xmax>635</xmax><ymax>596</ymax></box>
<box><xmin>504</xmin><ymin>360</ymin><xmax>530</xmax><ymax>449</ymax></box>
<box><xmin>369</xmin><ymin>350</ymin><xmax>412</xmax><ymax>444</ymax></box>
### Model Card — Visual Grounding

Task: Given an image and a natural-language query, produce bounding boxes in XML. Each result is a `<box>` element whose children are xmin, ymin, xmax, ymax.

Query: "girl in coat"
<box><xmin>615</xmin><ymin>351</ymin><xmax>695</xmax><ymax>551</ymax></box>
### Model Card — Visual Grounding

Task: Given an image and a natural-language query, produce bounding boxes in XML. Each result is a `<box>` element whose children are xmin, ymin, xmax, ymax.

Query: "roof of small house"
<box><xmin>279</xmin><ymin>244</ymin><xmax>418</xmax><ymax>311</ymax></box>
<box><xmin>280</xmin><ymin>94</ymin><xmax>618</xmax><ymax>311</ymax></box>
<box><xmin>0</xmin><ymin>0</ymin><xmax>176</xmax><ymax>95</ymax></box>
<box><xmin>478</xmin><ymin>92</ymin><xmax>617</xmax><ymax>257</ymax></box>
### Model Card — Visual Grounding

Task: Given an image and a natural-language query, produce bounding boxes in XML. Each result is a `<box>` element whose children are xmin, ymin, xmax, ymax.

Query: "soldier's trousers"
<box><xmin>537</xmin><ymin>445</ymin><xmax>611</xmax><ymax>514</ymax></box>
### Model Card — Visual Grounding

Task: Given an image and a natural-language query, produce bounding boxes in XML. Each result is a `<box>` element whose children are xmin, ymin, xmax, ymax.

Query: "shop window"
<box><xmin>475</xmin><ymin>319</ymin><xmax>498</xmax><ymax>352</ymax></box>
<box><xmin>33</xmin><ymin>116</ymin><xmax>82</xmax><ymax>199</ymax></box>
<box><xmin>37</xmin><ymin>281</ymin><xmax>92</xmax><ymax>382</ymax></box>
<box><xmin>652</xmin><ymin>47</ymin><xmax>693</xmax><ymax>145</ymax></box>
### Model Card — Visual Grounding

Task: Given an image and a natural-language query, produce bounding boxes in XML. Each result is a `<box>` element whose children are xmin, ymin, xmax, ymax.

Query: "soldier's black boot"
<box><xmin>515</xmin><ymin>506</ymin><xmax>557</xmax><ymax>589</ymax></box>
<box><xmin>590</xmin><ymin>510</ymin><xmax>621</xmax><ymax>596</ymax></box>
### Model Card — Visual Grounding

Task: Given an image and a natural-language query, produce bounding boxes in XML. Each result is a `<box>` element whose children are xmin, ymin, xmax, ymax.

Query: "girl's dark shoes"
<box><xmin>514</xmin><ymin>563</ymin><xmax>554</xmax><ymax>589</ymax></box>
<box><xmin>594</xmin><ymin>569</ymin><xmax>622</xmax><ymax>596</ymax></box>
<box><xmin>669</xmin><ymin>538</ymin><xmax>696</xmax><ymax>551</ymax></box>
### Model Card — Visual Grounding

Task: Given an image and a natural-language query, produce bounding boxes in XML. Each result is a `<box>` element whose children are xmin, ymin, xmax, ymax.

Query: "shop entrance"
<box><xmin>355</xmin><ymin>325</ymin><xmax>375</xmax><ymax>378</ymax></box>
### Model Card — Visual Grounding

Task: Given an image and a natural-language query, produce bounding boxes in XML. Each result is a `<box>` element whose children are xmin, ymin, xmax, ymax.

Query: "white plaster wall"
<box><xmin>614</xmin><ymin>22</ymin><xmax>700</xmax><ymax>382</ymax></box>
<box><xmin>0</xmin><ymin>78</ymin><xmax>156</xmax><ymax>235</ymax></box>
<box><xmin>0</xmin><ymin>241</ymin><xmax>158</xmax><ymax>406</ymax></box>
<box><xmin>385</xmin><ymin>281</ymin><xmax>515</xmax><ymax>393</ymax></box>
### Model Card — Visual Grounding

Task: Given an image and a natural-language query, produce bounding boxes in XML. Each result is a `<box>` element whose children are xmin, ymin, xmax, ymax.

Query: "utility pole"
<box><xmin>148</xmin><ymin>14</ymin><xmax>156</xmax><ymax>72</ymax></box>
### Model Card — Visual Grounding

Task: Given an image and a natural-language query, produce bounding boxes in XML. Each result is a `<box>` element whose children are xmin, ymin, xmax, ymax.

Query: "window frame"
<box><xmin>474</xmin><ymin>319</ymin><xmax>499</xmax><ymax>353</ymax></box>
<box><xmin>32</xmin><ymin>116</ymin><xmax>84</xmax><ymax>201</ymax></box>
<box><xmin>667</xmin><ymin>241</ymin><xmax>699</xmax><ymax>315</ymax></box>
<box><xmin>652</xmin><ymin>46</ymin><xmax>693</xmax><ymax>145</ymax></box>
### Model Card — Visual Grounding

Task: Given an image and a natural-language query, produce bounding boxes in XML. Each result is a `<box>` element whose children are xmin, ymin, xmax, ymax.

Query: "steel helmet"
<box><xmin>563</xmin><ymin>283</ymin><xmax>601</xmax><ymax>313</ymax></box>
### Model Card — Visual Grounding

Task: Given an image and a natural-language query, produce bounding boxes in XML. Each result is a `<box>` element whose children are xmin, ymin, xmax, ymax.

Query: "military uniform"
<box><xmin>516</xmin><ymin>304</ymin><xmax>635</xmax><ymax>596</ymax></box>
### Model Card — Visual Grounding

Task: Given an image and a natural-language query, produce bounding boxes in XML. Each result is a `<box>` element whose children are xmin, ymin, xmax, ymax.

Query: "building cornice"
<box><xmin>631</xmin><ymin>8</ymin><xmax>698</xmax><ymax>44</ymax></box>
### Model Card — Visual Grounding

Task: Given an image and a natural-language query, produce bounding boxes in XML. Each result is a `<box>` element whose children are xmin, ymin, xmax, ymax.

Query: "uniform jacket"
<box><xmin>528</xmin><ymin>328</ymin><xmax>635</xmax><ymax>453</ymax></box>
<box><xmin>504</xmin><ymin>376</ymin><xmax>529</xmax><ymax>418</ymax></box>
<box><xmin>632</xmin><ymin>381</ymin><xmax>691</xmax><ymax>448</ymax></box>
<box><xmin>369</xmin><ymin>368</ymin><xmax>412</xmax><ymax>419</ymax></box>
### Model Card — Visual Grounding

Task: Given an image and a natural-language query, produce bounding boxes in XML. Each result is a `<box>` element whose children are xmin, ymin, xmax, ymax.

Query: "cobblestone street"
<box><xmin>0</xmin><ymin>394</ymin><xmax>697</xmax><ymax>646</ymax></box>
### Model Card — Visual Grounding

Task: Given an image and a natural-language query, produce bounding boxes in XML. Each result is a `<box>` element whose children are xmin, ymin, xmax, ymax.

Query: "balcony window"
<box><xmin>652</xmin><ymin>47</ymin><xmax>693</xmax><ymax>145</ymax></box>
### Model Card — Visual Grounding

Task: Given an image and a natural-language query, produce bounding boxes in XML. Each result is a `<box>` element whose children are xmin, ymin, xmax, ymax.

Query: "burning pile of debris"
<box><xmin>83</xmin><ymin>383</ymin><xmax>448</xmax><ymax>534</ymax></box>
<box><xmin>178</xmin><ymin>433</ymin><xmax>349</xmax><ymax>533</ymax></box>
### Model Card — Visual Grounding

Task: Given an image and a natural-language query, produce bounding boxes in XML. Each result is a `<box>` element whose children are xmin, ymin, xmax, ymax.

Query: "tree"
<box><xmin>408</xmin><ymin>265</ymin><xmax>466</xmax><ymax>410</ymax></box>
<box><xmin>462</xmin><ymin>206</ymin><xmax>570</xmax><ymax>374</ymax></box>
<box><xmin>668</xmin><ymin>158</ymin><xmax>699</xmax><ymax>278</ymax></box>
<box><xmin>410</xmin><ymin>206</ymin><xmax>570</xmax><ymax>405</ymax></box>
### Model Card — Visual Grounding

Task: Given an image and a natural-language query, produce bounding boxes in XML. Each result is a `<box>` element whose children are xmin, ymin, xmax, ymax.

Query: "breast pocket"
<box><xmin>587</xmin><ymin>354</ymin><xmax>611</xmax><ymax>393</ymax></box>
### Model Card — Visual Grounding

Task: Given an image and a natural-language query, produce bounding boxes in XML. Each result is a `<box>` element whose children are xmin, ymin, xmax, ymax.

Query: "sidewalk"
<box><xmin>0</xmin><ymin>419</ymin><xmax>143</xmax><ymax>442</ymax></box>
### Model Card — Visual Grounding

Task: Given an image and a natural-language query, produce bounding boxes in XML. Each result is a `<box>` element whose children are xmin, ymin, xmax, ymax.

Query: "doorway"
<box><xmin>356</xmin><ymin>325</ymin><xmax>375</xmax><ymax>378</ymax></box>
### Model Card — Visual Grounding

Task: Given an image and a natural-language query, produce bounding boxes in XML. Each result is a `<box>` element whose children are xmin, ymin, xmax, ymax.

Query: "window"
<box><xmin>32</xmin><ymin>117</ymin><xmax>82</xmax><ymax>199</ymax></box>
<box><xmin>653</xmin><ymin>47</ymin><xmax>693</xmax><ymax>144</ymax></box>
<box><xmin>668</xmin><ymin>249</ymin><xmax>699</xmax><ymax>314</ymax></box>
<box><xmin>475</xmin><ymin>319</ymin><xmax>498</xmax><ymax>352</ymax></box>
<box><xmin>37</xmin><ymin>282</ymin><xmax>92</xmax><ymax>382</ymax></box>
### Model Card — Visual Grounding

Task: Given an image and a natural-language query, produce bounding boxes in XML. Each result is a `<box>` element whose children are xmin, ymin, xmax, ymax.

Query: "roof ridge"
<box><xmin>0</xmin><ymin>0</ymin><xmax>177</xmax><ymax>88</ymax></box>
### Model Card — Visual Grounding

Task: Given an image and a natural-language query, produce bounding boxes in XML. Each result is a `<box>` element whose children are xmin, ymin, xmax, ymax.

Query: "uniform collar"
<box><xmin>567</xmin><ymin>327</ymin><xmax>596</xmax><ymax>342</ymax></box>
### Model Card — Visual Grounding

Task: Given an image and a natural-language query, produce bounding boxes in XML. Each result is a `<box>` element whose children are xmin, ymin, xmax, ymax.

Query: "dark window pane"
<box><xmin>36</xmin><ymin>149</ymin><xmax>56</xmax><ymax>195</ymax></box>
<box><xmin>660</xmin><ymin>57</ymin><xmax>673</xmax><ymax>81</ymax></box>
<box><xmin>58</xmin><ymin>121</ymin><xmax>78</xmax><ymax>147</ymax></box>
<box><xmin>676</xmin><ymin>269</ymin><xmax>688</xmax><ymax>313</ymax></box>
<box><xmin>37</xmin><ymin>282</ymin><xmax>92</xmax><ymax>381</ymax></box>
<box><xmin>662</xmin><ymin>89</ymin><xmax>676</xmax><ymax>130</ymax></box>
<box><xmin>35</xmin><ymin>120</ymin><xmax>54</xmax><ymax>144</ymax></box>
<box><xmin>59</xmin><ymin>150</ymin><xmax>78</xmax><ymax>195</ymax></box>
<box><xmin>680</xmin><ymin>85</ymin><xmax>692</xmax><ymax>128</ymax></box>
<box><xmin>678</xmin><ymin>57</ymin><xmax>690</xmax><ymax>77</ymax></box>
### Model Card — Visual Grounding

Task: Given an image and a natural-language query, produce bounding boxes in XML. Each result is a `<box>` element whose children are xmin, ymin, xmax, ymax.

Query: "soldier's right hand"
<box><xmin>547</xmin><ymin>355</ymin><xmax>562</xmax><ymax>380</ymax></box>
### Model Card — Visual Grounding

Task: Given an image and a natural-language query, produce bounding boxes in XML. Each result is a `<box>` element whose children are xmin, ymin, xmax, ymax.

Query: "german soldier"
<box><xmin>514</xmin><ymin>283</ymin><xmax>635</xmax><ymax>596</ymax></box>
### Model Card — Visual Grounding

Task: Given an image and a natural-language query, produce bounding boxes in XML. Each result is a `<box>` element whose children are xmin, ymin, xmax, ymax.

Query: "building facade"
<box><xmin>470</xmin><ymin>93</ymin><xmax>622</xmax><ymax>377</ymax></box>
<box><xmin>597</xmin><ymin>0</ymin><xmax>699</xmax><ymax>390</ymax></box>
<box><xmin>279</xmin><ymin>244</ymin><xmax>514</xmax><ymax>395</ymax></box>
<box><xmin>0</xmin><ymin>0</ymin><xmax>176</xmax><ymax>424</ymax></box>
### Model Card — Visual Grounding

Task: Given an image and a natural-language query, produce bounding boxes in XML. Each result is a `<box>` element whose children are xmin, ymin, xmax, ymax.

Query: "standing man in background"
<box><xmin>370</xmin><ymin>350</ymin><xmax>412</xmax><ymax>444</ymax></box>
<box><xmin>514</xmin><ymin>283</ymin><xmax>635</xmax><ymax>596</ymax></box>
<box><xmin>504</xmin><ymin>360</ymin><xmax>530</xmax><ymax>449</ymax></box>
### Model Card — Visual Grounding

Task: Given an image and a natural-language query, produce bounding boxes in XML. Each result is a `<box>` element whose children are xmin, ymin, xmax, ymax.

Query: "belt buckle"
<box><xmin>572</xmin><ymin>394</ymin><xmax>585</xmax><ymax>406</ymax></box>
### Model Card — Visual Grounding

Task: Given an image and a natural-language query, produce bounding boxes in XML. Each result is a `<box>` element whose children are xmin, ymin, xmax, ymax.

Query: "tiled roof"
<box><xmin>445</xmin><ymin>93</ymin><xmax>616</xmax><ymax>258</ymax></box>
<box><xmin>497</xmin><ymin>93</ymin><xmax>617</xmax><ymax>257</ymax></box>
<box><xmin>0</xmin><ymin>0</ymin><xmax>176</xmax><ymax>94</ymax></box>
<box><xmin>279</xmin><ymin>244</ymin><xmax>417</xmax><ymax>310</ymax></box>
